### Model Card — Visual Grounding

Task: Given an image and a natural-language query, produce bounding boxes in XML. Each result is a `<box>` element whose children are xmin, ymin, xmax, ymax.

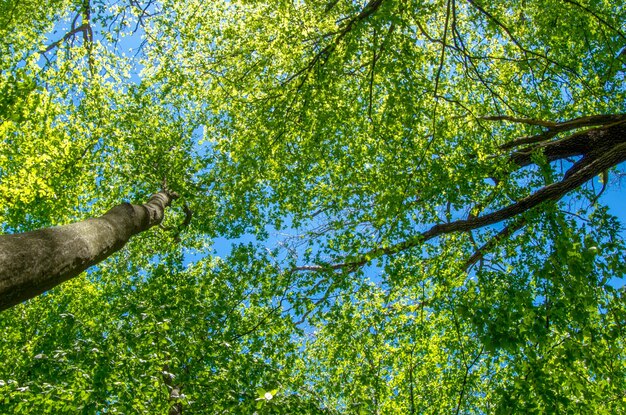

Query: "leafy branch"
<box><xmin>283</xmin><ymin>0</ymin><xmax>386</xmax><ymax>87</ymax></box>
<box><xmin>293</xmin><ymin>117</ymin><xmax>626</xmax><ymax>273</ymax></box>
<box><xmin>39</xmin><ymin>0</ymin><xmax>94</xmax><ymax>69</ymax></box>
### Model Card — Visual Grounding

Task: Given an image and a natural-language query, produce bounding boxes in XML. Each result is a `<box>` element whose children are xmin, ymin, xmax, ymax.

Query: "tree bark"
<box><xmin>0</xmin><ymin>190</ymin><xmax>177</xmax><ymax>311</ymax></box>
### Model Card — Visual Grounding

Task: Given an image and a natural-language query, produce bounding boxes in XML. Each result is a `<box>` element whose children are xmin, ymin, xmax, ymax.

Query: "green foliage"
<box><xmin>1</xmin><ymin>0</ymin><xmax>626</xmax><ymax>413</ymax></box>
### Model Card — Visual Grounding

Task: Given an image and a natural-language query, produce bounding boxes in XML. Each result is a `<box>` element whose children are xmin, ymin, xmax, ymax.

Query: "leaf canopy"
<box><xmin>1</xmin><ymin>0</ymin><xmax>626</xmax><ymax>413</ymax></box>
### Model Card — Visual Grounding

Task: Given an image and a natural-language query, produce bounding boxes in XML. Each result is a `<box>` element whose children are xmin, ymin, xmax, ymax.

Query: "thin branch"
<box><xmin>408</xmin><ymin>344</ymin><xmax>417</xmax><ymax>415</ymax></box>
<box><xmin>464</xmin><ymin>216</ymin><xmax>527</xmax><ymax>271</ymax></box>
<box><xmin>488</xmin><ymin>113</ymin><xmax>626</xmax><ymax>130</ymax></box>
<box><xmin>295</xmin><ymin>280</ymin><xmax>336</xmax><ymax>325</ymax></box>
<box><xmin>467</xmin><ymin>0</ymin><xmax>577</xmax><ymax>76</ymax></box>
<box><xmin>283</xmin><ymin>0</ymin><xmax>385</xmax><ymax>86</ymax></box>
<box><xmin>40</xmin><ymin>23</ymin><xmax>90</xmax><ymax>54</ymax></box>
<box><xmin>590</xmin><ymin>170</ymin><xmax>608</xmax><ymax>204</ymax></box>
<box><xmin>561</xmin><ymin>0</ymin><xmax>626</xmax><ymax>42</ymax></box>
<box><xmin>449</xmin><ymin>9</ymin><xmax>517</xmax><ymax>114</ymax></box>
<box><xmin>499</xmin><ymin>131</ymin><xmax>559</xmax><ymax>151</ymax></box>
<box><xmin>433</xmin><ymin>0</ymin><xmax>452</xmax><ymax>100</ymax></box>
<box><xmin>368</xmin><ymin>28</ymin><xmax>378</xmax><ymax>123</ymax></box>
<box><xmin>481</xmin><ymin>115</ymin><xmax>558</xmax><ymax>128</ymax></box>
<box><xmin>454</xmin><ymin>346</ymin><xmax>484</xmax><ymax>415</ymax></box>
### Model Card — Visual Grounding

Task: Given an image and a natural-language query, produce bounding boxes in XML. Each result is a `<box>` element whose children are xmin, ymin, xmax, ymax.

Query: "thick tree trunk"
<box><xmin>0</xmin><ymin>190</ymin><xmax>177</xmax><ymax>311</ymax></box>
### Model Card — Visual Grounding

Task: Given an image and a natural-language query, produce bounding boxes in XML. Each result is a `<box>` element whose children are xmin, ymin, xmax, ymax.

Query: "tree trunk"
<box><xmin>0</xmin><ymin>190</ymin><xmax>177</xmax><ymax>311</ymax></box>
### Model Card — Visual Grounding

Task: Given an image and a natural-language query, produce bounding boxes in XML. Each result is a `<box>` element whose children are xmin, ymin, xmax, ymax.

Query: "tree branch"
<box><xmin>283</xmin><ymin>0</ymin><xmax>385</xmax><ymax>86</ymax></box>
<box><xmin>40</xmin><ymin>23</ymin><xmax>90</xmax><ymax>54</ymax></box>
<box><xmin>491</xmin><ymin>113</ymin><xmax>626</xmax><ymax>150</ymax></box>
<box><xmin>561</xmin><ymin>0</ymin><xmax>626</xmax><ymax>42</ymax></box>
<box><xmin>463</xmin><ymin>217</ymin><xmax>527</xmax><ymax>271</ymax></box>
<box><xmin>293</xmin><ymin>121</ymin><xmax>626</xmax><ymax>273</ymax></box>
<box><xmin>467</xmin><ymin>0</ymin><xmax>577</xmax><ymax>75</ymax></box>
<box><xmin>510</xmin><ymin>116</ymin><xmax>626</xmax><ymax>168</ymax></box>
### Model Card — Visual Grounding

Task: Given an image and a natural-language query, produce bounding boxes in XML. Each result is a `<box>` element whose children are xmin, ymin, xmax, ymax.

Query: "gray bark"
<box><xmin>0</xmin><ymin>190</ymin><xmax>177</xmax><ymax>311</ymax></box>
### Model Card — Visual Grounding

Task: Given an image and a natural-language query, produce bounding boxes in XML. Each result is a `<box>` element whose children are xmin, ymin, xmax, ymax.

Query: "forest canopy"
<box><xmin>1</xmin><ymin>0</ymin><xmax>626</xmax><ymax>413</ymax></box>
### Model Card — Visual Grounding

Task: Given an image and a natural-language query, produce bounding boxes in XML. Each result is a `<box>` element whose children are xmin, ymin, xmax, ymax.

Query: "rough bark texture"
<box><xmin>0</xmin><ymin>191</ymin><xmax>177</xmax><ymax>311</ymax></box>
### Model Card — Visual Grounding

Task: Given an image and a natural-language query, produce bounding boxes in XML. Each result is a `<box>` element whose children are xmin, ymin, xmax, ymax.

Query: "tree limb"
<box><xmin>494</xmin><ymin>113</ymin><xmax>626</xmax><ymax>150</ymax></box>
<box><xmin>293</xmin><ymin>121</ymin><xmax>626</xmax><ymax>273</ymax></box>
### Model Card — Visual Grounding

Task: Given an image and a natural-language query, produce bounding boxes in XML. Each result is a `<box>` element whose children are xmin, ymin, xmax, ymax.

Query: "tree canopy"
<box><xmin>1</xmin><ymin>0</ymin><xmax>626</xmax><ymax>413</ymax></box>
